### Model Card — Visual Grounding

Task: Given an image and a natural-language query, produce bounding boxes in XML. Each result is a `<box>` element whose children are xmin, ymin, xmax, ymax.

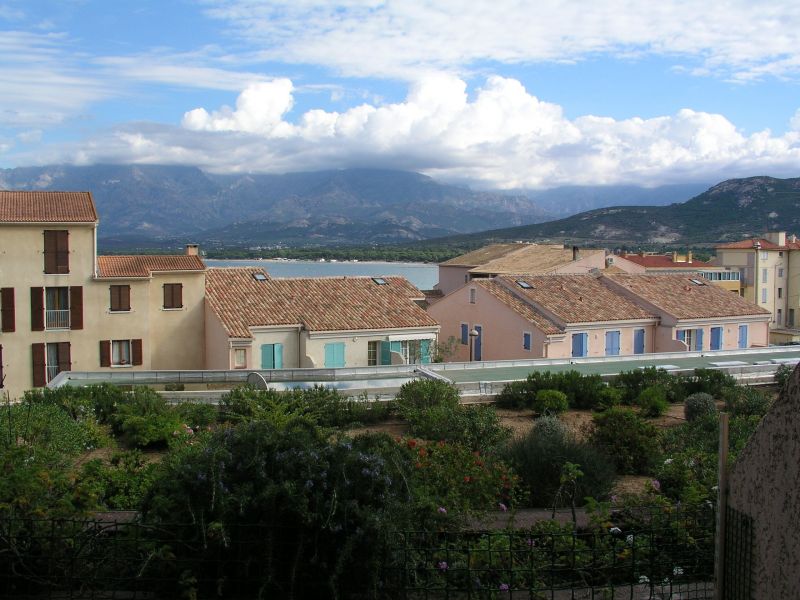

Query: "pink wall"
<box><xmin>551</xmin><ymin>251</ymin><xmax>607</xmax><ymax>274</ymax></box>
<box><xmin>658</xmin><ymin>321</ymin><xmax>771</xmax><ymax>351</ymax></box>
<box><xmin>436</xmin><ymin>265</ymin><xmax>471</xmax><ymax>294</ymax></box>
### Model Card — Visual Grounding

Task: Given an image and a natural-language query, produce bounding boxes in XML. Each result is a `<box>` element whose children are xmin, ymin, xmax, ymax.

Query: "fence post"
<box><xmin>713</xmin><ymin>412</ymin><xmax>729</xmax><ymax>600</ymax></box>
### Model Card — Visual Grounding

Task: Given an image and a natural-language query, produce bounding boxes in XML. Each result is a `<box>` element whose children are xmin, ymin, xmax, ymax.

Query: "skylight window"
<box><xmin>689</xmin><ymin>278</ymin><xmax>705</xmax><ymax>286</ymax></box>
<box><xmin>516</xmin><ymin>280</ymin><xmax>532</xmax><ymax>289</ymax></box>
<box><xmin>253</xmin><ymin>273</ymin><xmax>268</xmax><ymax>281</ymax></box>
<box><xmin>372</xmin><ymin>277</ymin><xmax>388</xmax><ymax>285</ymax></box>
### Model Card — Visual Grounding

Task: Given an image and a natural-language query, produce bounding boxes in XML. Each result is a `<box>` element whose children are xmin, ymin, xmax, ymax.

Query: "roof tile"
<box><xmin>0</xmin><ymin>191</ymin><xmax>97</xmax><ymax>223</ymax></box>
<box><xmin>96</xmin><ymin>255</ymin><xmax>206</xmax><ymax>278</ymax></box>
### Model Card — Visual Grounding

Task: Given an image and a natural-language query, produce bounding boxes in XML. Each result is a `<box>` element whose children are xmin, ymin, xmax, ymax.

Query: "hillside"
<box><xmin>429</xmin><ymin>176</ymin><xmax>800</xmax><ymax>247</ymax></box>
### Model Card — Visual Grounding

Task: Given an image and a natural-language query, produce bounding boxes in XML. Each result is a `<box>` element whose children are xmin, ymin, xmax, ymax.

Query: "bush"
<box><xmin>401</xmin><ymin>403</ymin><xmax>510</xmax><ymax>452</ymax></box>
<box><xmin>589</xmin><ymin>409</ymin><xmax>660</xmax><ymax>475</ymax></box>
<box><xmin>175</xmin><ymin>402</ymin><xmax>219</xmax><ymax>429</ymax></box>
<box><xmin>113</xmin><ymin>388</ymin><xmax>182</xmax><ymax>448</ymax></box>
<box><xmin>724</xmin><ymin>386</ymin><xmax>771</xmax><ymax>418</ymax></box>
<box><xmin>532</xmin><ymin>389</ymin><xmax>569</xmax><ymax>415</ymax></box>
<box><xmin>395</xmin><ymin>379</ymin><xmax>460</xmax><ymax>411</ymax></box>
<box><xmin>636</xmin><ymin>386</ymin><xmax>668</xmax><ymax>418</ymax></box>
<box><xmin>496</xmin><ymin>370</ymin><xmax>605</xmax><ymax>410</ymax></box>
<box><xmin>774</xmin><ymin>364</ymin><xmax>794</xmax><ymax>389</ymax></box>
<box><xmin>1</xmin><ymin>402</ymin><xmax>104</xmax><ymax>456</ymax></box>
<box><xmin>79</xmin><ymin>450</ymin><xmax>158</xmax><ymax>510</ymax></box>
<box><xmin>612</xmin><ymin>367</ymin><xmax>686</xmax><ymax>404</ymax></box>
<box><xmin>683</xmin><ymin>369</ymin><xmax>737</xmax><ymax>398</ymax></box>
<box><xmin>504</xmin><ymin>417</ymin><xmax>616</xmax><ymax>507</ymax></box>
<box><xmin>684</xmin><ymin>393</ymin><xmax>717</xmax><ymax>422</ymax></box>
<box><xmin>595</xmin><ymin>386</ymin><xmax>623</xmax><ymax>411</ymax></box>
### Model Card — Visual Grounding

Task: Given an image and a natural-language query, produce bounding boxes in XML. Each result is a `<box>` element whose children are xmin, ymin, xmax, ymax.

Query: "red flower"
<box><xmin>463</xmin><ymin>476</ymin><xmax>471</xmax><ymax>483</ymax></box>
<box><xmin>407</xmin><ymin>439</ymin><xmax>417</xmax><ymax>448</ymax></box>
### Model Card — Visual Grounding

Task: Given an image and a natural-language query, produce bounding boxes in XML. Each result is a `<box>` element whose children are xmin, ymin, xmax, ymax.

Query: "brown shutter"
<box><xmin>69</xmin><ymin>286</ymin><xmax>83</xmax><ymax>330</ymax></box>
<box><xmin>57</xmin><ymin>342</ymin><xmax>71</xmax><ymax>373</ymax></box>
<box><xmin>99</xmin><ymin>340</ymin><xmax>111</xmax><ymax>367</ymax></box>
<box><xmin>0</xmin><ymin>344</ymin><xmax>4</xmax><ymax>390</ymax></box>
<box><xmin>30</xmin><ymin>287</ymin><xmax>44</xmax><ymax>331</ymax></box>
<box><xmin>131</xmin><ymin>339</ymin><xmax>143</xmax><ymax>366</ymax></box>
<box><xmin>43</xmin><ymin>231</ymin><xmax>57</xmax><ymax>274</ymax></box>
<box><xmin>122</xmin><ymin>285</ymin><xmax>131</xmax><ymax>311</ymax></box>
<box><xmin>56</xmin><ymin>231</ymin><xmax>69</xmax><ymax>274</ymax></box>
<box><xmin>32</xmin><ymin>343</ymin><xmax>46</xmax><ymax>387</ymax></box>
<box><xmin>0</xmin><ymin>288</ymin><xmax>14</xmax><ymax>332</ymax></box>
<box><xmin>176</xmin><ymin>284</ymin><xmax>183</xmax><ymax>308</ymax></box>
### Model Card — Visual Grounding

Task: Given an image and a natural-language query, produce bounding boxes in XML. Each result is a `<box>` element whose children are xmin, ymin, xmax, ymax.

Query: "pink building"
<box><xmin>428</xmin><ymin>273</ymin><xmax>771</xmax><ymax>361</ymax></box>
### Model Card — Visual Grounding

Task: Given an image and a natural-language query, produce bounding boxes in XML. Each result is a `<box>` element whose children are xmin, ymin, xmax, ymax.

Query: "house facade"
<box><xmin>205</xmin><ymin>268</ymin><xmax>439</xmax><ymax>369</ymax></box>
<box><xmin>619</xmin><ymin>251</ymin><xmax>741</xmax><ymax>293</ymax></box>
<box><xmin>0</xmin><ymin>191</ymin><xmax>206</xmax><ymax>398</ymax></box>
<box><xmin>428</xmin><ymin>272</ymin><xmax>770</xmax><ymax>361</ymax></box>
<box><xmin>715</xmin><ymin>232</ymin><xmax>800</xmax><ymax>342</ymax></box>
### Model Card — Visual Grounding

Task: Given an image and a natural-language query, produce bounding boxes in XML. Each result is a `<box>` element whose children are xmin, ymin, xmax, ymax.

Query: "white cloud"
<box><xmin>201</xmin><ymin>0</ymin><xmax>800</xmax><ymax>81</ymax></box>
<box><xmin>24</xmin><ymin>76</ymin><xmax>800</xmax><ymax>189</ymax></box>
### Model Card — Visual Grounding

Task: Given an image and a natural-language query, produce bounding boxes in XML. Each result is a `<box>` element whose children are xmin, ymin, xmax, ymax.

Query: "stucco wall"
<box><xmin>204</xmin><ymin>307</ymin><xmax>234</xmax><ymax>369</ymax></box>
<box><xmin>436</xmin><ymin>265</ymin><xmax>471</xmax><ymax>294</ymax></box>
<box><xmin>251</xmin><ymin>328</ymin><xmax>301</xmax><ymax>368</ymax></box>
<box><xmin>148</xmin><ymin>272</ymin><xmax>205</xmax><ymax>370</ymax></box>
<box><xmin>303</xmin><ymin>328</ymin><xmax>438</xmax><ymax>368</ymax></box>
<box><xmin>727</xmin><ymin>364</ymin><xmax>800</xmax><ymax>599</ymax></box>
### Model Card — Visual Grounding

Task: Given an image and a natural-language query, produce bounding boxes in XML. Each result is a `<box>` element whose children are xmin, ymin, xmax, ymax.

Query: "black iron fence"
<box><xmin>1</xmin><ymin>505</ymin><xmax>717</xmax><ymax>600</ymax></box>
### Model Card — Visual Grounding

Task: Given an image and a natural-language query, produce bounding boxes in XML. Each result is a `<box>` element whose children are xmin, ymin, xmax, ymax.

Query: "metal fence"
<box><xmin>1</xmin><ymin>505</ymin><xmax>717</xmax><ymax>600</ymax></box>
<box><xmin>722</xmin><ymin>506</ymin><xmax>753</xmax><ymax>600</ymax></box>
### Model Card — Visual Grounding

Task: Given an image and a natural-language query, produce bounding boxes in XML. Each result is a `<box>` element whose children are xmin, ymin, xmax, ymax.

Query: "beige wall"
<box><xmin>252</xmin><ymin>328</ymin><xmax>302</xmax><ymax>368</ymax></box>
<box><xmin>549</xmin><ymin>324</ymin><xmax>655</xmax><ymax>359</ymax></box>
<box><xmin>436</xmin><ymin>265</ymin><xmax>471</xmax><ymax>294</ymax></box>
<box><xmin>303</xmin><ymin>328</ymin><xmax>438</xmax><ymax>368</ymax></box>
<box><xmin>204</xmin><ymin>307</ymin><xmax>235</xmax><ymax>369</ymax></box>
<box><xmin>147</xmin><ymin>272</ymin><xmax>205</xmax><ymax>370</ymax></box>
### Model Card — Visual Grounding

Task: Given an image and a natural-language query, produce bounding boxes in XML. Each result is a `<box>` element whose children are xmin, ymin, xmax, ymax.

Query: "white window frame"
<box><xmin>111</xmin><ymin>340</ymin><xmax>132</xmax><ymax>367</ymax></box>
<box><xmin>762</xmin><ymin>287</ymin><xmax>768</xmax><ymax>303</ymax></box>
<box><xmin>469</xmin><ymin>288</ymin><xmax>476</xmax><ymax>304</ymax></box>
<box><xmin>367</xmin><ymin>340</ymin><xmax>379</xmax><ymax>366</ymax></box>
<box><xmin>233</xmin><ymin>348</ymin><xmax>247</xmax><ymax>369</ymax></box>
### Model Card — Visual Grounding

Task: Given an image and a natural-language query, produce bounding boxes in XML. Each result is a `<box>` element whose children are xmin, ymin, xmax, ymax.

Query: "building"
<box><xmin>619</xmin><ymin>251</ymin><xmax>741</xmax><ymax>292</ymax></box>
<box><xmin>715</xmin><ymin>232</ymin><xmax>800</xmax><ymax>342</ymax></box>
<box><xmin>204</xmin><ymin>268</ymin><xmax>439</xmax><ymax>369</ymax></box>
<box><xmin>428</xmin><ymin>272</ymin><xmax>770</xmax><ymax>361</ymax></box>
<box><xmin>0</xmin><ymin>191</ymin><xmax>206</xmax><ymax>398</ymax></box>
<box><xmin>436</xmin><ymin>243</ymin><xmax>608</xmax><ymax>294</ymax></box>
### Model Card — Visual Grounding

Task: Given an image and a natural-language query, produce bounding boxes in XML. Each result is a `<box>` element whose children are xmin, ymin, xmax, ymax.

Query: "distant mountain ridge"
<box><xmin>432</xmin><ymin>176</ymin><xmax>800</xmax><ymax>247</ymax></box>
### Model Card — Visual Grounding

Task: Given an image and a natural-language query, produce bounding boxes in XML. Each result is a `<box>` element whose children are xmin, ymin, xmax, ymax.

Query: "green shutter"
<box><xmin>420</xmin><ymin>339</ymin><xmax>431</xmax><ymax>364</ymax></box>
<box><xmin>380</xmin><ymin>341</ymin><xmax>391</xmax><ymax>365</ymax></box>
<box><xmin>274</xmin><ymin>343</ymin><xmax>283</xmax><ymax>369</ymax></box>
<box><xmin>261</xmin><ymin>344</ymin><xmax>274</xmax><ymax>369</ymax></box>
<box><xmin>324</xmin><ymin>342</ymin><xmax>345</xmax><ymax>368</ymax></box>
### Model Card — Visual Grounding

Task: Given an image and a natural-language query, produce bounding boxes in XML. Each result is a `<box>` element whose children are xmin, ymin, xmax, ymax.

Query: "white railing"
<box><xmin>45</xmin><ymin>309</ymin><xmax>70</xmax><ymax>329</ymax></box>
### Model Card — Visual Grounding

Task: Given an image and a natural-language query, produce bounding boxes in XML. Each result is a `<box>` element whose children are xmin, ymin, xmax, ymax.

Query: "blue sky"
<box><xmin>1</xmin><ymin>0</ymin><xmax>799</xmax><ymax>189</ymax></box>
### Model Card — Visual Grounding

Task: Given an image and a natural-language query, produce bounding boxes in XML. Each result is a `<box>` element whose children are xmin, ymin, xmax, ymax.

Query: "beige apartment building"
<box><xmin>716</xmin><ymin>232</ymin><xmax>800</xmax><ymax>343</ymax></box>
<box><xmin>619</xmin><ymin>251</ymin><xmax>741</xmax><ymax>293</ymax></box>
<box><xmin>0</xmin><ymin>191</ymin><xmax>206</xmax><ymax>399</ymax></box>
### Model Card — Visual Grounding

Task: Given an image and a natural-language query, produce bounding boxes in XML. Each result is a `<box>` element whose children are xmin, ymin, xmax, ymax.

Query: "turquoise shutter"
<box><xmin>324</xmin><ymin>343</ymin><xmax>334</xmax><ymax>367</ymax></box>
<box><xmin>336</xmin><ymin>343</ymin><xmax>345</xmax><ymax>367</ymax></box>
<box><xmin>380</xmin><ymin>341</ymin><xmax>391</xmax><ymax>365</ymax></box>
<box><xmin>261</xmin><ymin>344</ymin><xmax>274</xmax><ymax>369</ymax></box>
<box><xmin>274</xmin><ymin>343</ymin><xmax>283</xmax><ymax>369</ymax></box>
<box><xmin>420</xmin><ymin>339</ymin><xmax>431</xmax><ymax>364</ymax></box>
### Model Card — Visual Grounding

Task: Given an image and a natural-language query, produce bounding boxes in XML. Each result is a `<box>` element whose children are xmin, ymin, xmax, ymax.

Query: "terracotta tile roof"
<box><xmin>205</xmin><ymin>268</ymin><xmax>438</xmax><ymax>338</ymax></box>
<box><xmin>96</xmin><ymin>255</ymin><xmax>206</xmax><ymax>278</ymax></box>
<box><xmin>603</xmin><ymin>273</ymin><xmax>771</xmax><ymax>320</ymax></box>
<box><xmin>440</xmin><ymin>244</ymin><xmax>529</xmax><ymax>267</ymax></box>
<box><xmin>440</xmin><ymin>243</ymin><xmax>603</xmax><ymax>274</ymax></box>
<box><xmin>621</xmin><ymin>254</ymin><xmax>712</xmax><ymax>269</ymax></box>
<box><xmin>0</xmin><ymin>191</ymin><xmax>97</xmax><ymax>223</ymax></box>
<box><xmin>475</xmin><ymin>280</ymin><xmax>561</xmax><ymax>335</ymax></box>
<box><xmin>716</xmin><ymin>237</ymin><xmax>800</xmax><ymax>250</ymax></box>
<box><xmin>495</xmin><ymin>274</ymin><xmax>657</xmax><ymax>324</ymax></box>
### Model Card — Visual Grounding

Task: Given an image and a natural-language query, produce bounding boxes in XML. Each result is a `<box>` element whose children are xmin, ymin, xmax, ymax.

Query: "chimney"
<box><xmin>764</xmin><ymin>231</ymin><xmax>786</xmax><ymax>246</ymax></box>
<box><xmin>687</xmin><ymin>251</ymin><xmax>693</xmax><ymax>264</ymax></box>
<box><xmin>790</xmin><ymin>234</ymin><xmax>798</xmax><ymax>243</ymax></box>
<box><xmin>185</xmin><ymin>244</ymin><xmax>199</xmax><ymax>256</ymax></box>
<box><xmin>572</xmin><ymin>245</ymin><xmax>580</xmax><ymax>261</ymax></box>
<box><xmin>672</xmin><ymin>251</ymin><xmax>678</xmax><ymax>263</ymax></box>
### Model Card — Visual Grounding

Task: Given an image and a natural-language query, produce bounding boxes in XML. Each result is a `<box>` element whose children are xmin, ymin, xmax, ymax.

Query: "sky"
<box><xmin>1</xmin><ymin>0</ymin><xmax>799</xmax><ymax>190</ymax></box>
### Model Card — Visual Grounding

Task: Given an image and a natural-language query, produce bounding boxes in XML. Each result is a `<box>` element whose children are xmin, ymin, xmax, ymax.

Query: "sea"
<box><xmin>206</xmin><ymin>259</ymin><xmax>439</xmax><ymax>290</ymax></box>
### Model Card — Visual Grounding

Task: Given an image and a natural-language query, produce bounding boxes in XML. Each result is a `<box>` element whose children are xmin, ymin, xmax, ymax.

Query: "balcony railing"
<box><xmin>46</xmin><ymin>309</ymin><xmax>70</xmax><ymax>329</ymax></box>
<box><xmin>46</xmin><ymin>365</ymin><xmax>60</xmax><ymax>383</ymax></box>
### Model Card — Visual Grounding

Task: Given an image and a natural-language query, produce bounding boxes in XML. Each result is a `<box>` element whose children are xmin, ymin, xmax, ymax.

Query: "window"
<box><xmin>110</xmin><ymin>285</ymin><xmax>131</xmax><ymax>311</ymax></box>
<box><xmin>761</xmin><ymin>268</ymin><xmax>768</xmax><ymax>283</ymax></box>
<box><xmin>777</xmin><ymin>309</ymin><xmax>782</xmax><ymax>325</ymax></box>
<box><xmin>261</xmin><ymin>343</ymin><xmax>283</xmax><ymax>369</ymax></box>
<box><xmin>778</xmin><ymin>268</ymin><xmax>784</xmax><ymax>278</ymax></box>
<box><xmin>778</xmin><ymin>287</ymin><xmax>783</xmax><ymax>299</ymax></box>
<box><xmin>710</xmin><ymin>326</ymin><xmax>723</xmax><ymax>351</ymax></box>
<box><xmin>163</xmin><ymin>283</ymin><xmax>183</xmax><ymax>309</ymax></box>
<box><xmin>761</xmin><ymin>288</ymin><xmax>767</xmax><ymax>303</ymax></box>
<box><xmin>233</xmin><ymin>348</ymin><xmax>247</xmax><ymax>369</ymax></box>
<box><xmin>371</xmin><ymin>277</ymin><xmax>388</xmax><ymax>285</ymax></box>
<box><xmin>760</xmin><ymin>251</ymin><xmax>769</xmax><ymax>260</ymax></box>
<box><xmin>43</xmin><ymin>230</ymin><xmax>69</xmax><ymax>274</ymax></box>
<box><xmin>469</xmin><ymin>288</ymin><xmax>476</xmax><ymax>304</ymax></box>
<box><xmin>738</xmin><ymin>325</ymin><xmax>748</xmax><ymax>349</ymax></box>
<box><xmin>677</xmin><ymin>328</ymin><xmax>703</xmax><ymax>351</ymax></box>
<box><xmin>0</xmin><ymin>288</ymin><xmax>14</xmax><ymax>333</ymax></box>
<box><xmin>789</xmin><ymin>309</ymin><xmax>795</xmax><ymax>328</ymax></box>
<box><xmin>253</xmin><ymin>272</ymin><xmax>268</xmax><ymax>281</ymax></box>
<box><xmin>571</xmin><ymin>332</ymin><xmax>588</xmax><ymax>357</ymax></box>
<box><xmin>32</xmin><ymin>342</ymin><xmax>70</xmax><ymax>386</ymax></box>
<box><xmin>460</xmin><ymin>323</ymin><xmax>469</xmax><ymax>345</ymax></box>
<box><xmin>516</xmin><ymin>280</ymin><xmax>532</xmax><ymax>289</ymax></box>
<box><xmin>605</xmin><ymin>331</ymin><xmax>620</xmax><ymax>356</ymax></box>
<box><xmin>112</xmin><ymin>340</ymin><xmax>131</xmax><ymax>366</ymax></box>
<box><xmin>45</xmin><ymin>287</ymin><xmax>70</xmax><ymax>329</ymax></box>
<box><xmin>633</xmin><ymin>328</ymin><xmax>645</xmax><ymax>354</ymax></box>
<box><xmin>324</xmin><ymin>342</ymin><xmax>346</xmax><ymax>368</ymax></box>
<box><xmin>368</xmin><ymin>341</ymin><xmax>379</xmax><ymax>366</ymax></box>
<box><xmin>523</xmin><ymin>332</ymin><xmax>531</xmax><ymax>351</ymax></box>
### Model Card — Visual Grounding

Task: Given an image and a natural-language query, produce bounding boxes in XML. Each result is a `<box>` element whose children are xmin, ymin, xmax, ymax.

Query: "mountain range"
<box><xmin>0</xmin><ymin>164</ymin><xmax>704</xmax><ymax>248</ymax></box>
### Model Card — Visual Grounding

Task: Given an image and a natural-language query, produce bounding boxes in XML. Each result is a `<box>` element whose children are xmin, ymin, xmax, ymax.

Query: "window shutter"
<box><xmin>131</xmin><ymin>339</ymin><xmax>143</xmax><ymax>366</ymax></box>
<box><xmin>32</xmin><ymin>343</ymin><xmax>46</xmax><ymax>387</ymax></box>
<box><xmin>56</xmin><ymin>230</ymin><xmax>69</xmax><ymax>274</ymax></box>
<box><xmin>57</xmin><ymin>342</ymin><xmax>71</xmax><ymax>372</ymax></box>
<box><xmin>43</xmin><ymin>231</ymin><xmax>57</xmax><ymax>273</ymax></box>
<box><xmin>69</xmin><ymin>286</ymin><xmax>83</xmax><ymax>330</ymax></box>
<box><xmin>420</xmin><ymin>340</ymin><xmax>431</xmax><ymax>364</ymax></box>
<box><xmin>175</xmin><ymin>284</ymin><xmax>183</xmax><ymax>308</ymax></box>
<box><xmin>122</xmin><ymin>285</ymin><xmax>130</xmax><ymax>311</ymax></box>
<box><xmin>0</xmin><ymin>345</ymin><xmax>4</xmax><ymax>389</ymax></box>
<box><xmin>1</xmin><ymin>288</ymin><xmax>15</xmax><ymax>332</ymax></box>
<box><xmin>274</xmin><ymin>343</ymin><xmax>283</xmax><ymax>369</ymax></box>
<box><xmin>30</xmin><ymin>287</ymin><xmax>44</xmax><ymax>331</ymax></box>
<box><xmin>380</xmin><ymin>341</ymin><xmax>391</xmax><ymax>365</ymax></box>
<box><xmin>99</xmin><ymin>340</ymin><xmax>111</xmax><ymax>367</ymax></box>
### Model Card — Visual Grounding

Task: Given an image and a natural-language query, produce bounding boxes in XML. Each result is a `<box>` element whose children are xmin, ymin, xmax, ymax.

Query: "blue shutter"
<box><xmin>572</xmin><ymin>333</ymin><xmax>587</xmax><ymax>357</ymax></box>
<box><xmin>605</xmin><ymin>331</ymin><xmax>620</xmax><ymax>356</ymax></box>
<box><xmin>324</xmin><ymin>343</ymin><xmax>335</xmax><ymax>367</ymax></box>
<box><xmin>474</xmin><ymin>326</ymin><xmax>482</xmax><ymax>360</ymax></box>
<box><xmin>738</xmin><ymin>325</ymin><xmax>748</xmax><ymax>348</ymax></box>
<box><xmin>676</xmin><ymin>330</ymin><xmax>686</xmax><ymax>343</ymax></box>
<box><xmin>274</xmin><ymin>343</ymin><xmax>283</xmax><ymax>369</ymax></box>
<box><xmin>634</xmin><ymin>329</ymin><xmax>645</xmax><ymax>354</ymax></box>
<box><xmin>523</xmin><ymin>332</ymin><xmax>531</xmax><ymax>351</ymax></box>
<box><xmin>460</xmin><ymin>324</ymin><xmax>468</xmax><ymax>345</ymax></box>
<box><xmin>420</xmin><ymin>339</ymin><xmax>431</xmax><ymax>364</ymax></box>
<box><xmin>324</xmin><ymin>342</ymin><xmax>345</xmax><ymax>368</ymax></box>
<box><xmin>380</xmin><ymin>341</ymin><xmax>391</xmax><ymax>365</ymax></box>
<box><xmin>336</xmin><ymin>343</ymin><xmax>345</xmax><ymax>367</ymax></box>
<box><xmin>710</xmin><ymin>327</ymin><xmax>722</xmax><ymax>351</ymax></box>
<box><xmin>695</xmin><ymin>329</ymin><xmax>704</xmax><ymax>351</ymax></box>
<box><xmin>261</xmin><ymin>344</ymin><xmax>274</xmax><ymax>369</ymax></box>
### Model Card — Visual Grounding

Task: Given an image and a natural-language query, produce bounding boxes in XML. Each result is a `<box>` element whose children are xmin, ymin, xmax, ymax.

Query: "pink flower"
<box><xmin>651</xmin><ymin>479</ymin><xmax>661</xmax><ymax>491</ymax></box>
<box><xmin>498</xmin><ymin>502</ymin><xmax>508</xmax><ymax>512</ymax></box>
<box><xmin>437</xmin><ymin>561</ymin><xmax>448</xmax><ymax>571</ymax></box>
<box><xmin>499</xmin><ymin>583</ymin><xmax>509</xmax><ymax>591</ymax></box>
<box><xmin>437</xmin><ymin>507</ymin><xmax>447</xmax><ymax>515</ymax></box>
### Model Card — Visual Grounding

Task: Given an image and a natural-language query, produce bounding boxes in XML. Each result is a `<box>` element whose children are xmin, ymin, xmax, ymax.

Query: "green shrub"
<box><xmin>612</xmin><ymin>367</ymin><xmax>686</xmax><ymax>404</ymax></box>
<box><xmin>1</xmin><ymin>402</ymin><xmax>104</xmax><ymax>456</ymax></box>
<box><xmin>774</xmin><ymin>364</ymin><xmax>794</xmax><ymax>389</ymax></box>
<box><xmin>589</xmin><ymin>409</ymin><xmax>660</xmax><ymax>475</ymax></box>
<box><xmin>595</xmin><ymin>386</ymin><xmax>623</xmax><ymax>411</ymax></box>
<box><xmin>404</xmin><ymin>403</ymin><xmax>510</xmax><ymax>451</ymax></box>
<box><xmin>724</xmin><ymin>386</ymin><xmax>771</xmax><ymax>418</ymax></box>
<box><xmin>683</xmin><ymin>368</ymin><xmax>737</xmax><ymax>398</ymax></box>
<box><xmin>636</xmin><ymin>386</ymin><xmax>668</xmax><ymax>418</ymax></box>
<box><xmin>495</xmin><ymin>380</ymin><xmax>532</xmax><ymax>409</ymax></box>
<box><xmin>496</xmin><ymin>370</ymin><xmax>605</xmax><ymax>410</ymax></box>
<box><xmin>504</xmin><ymin>417</ymin><xmax>616</xmax><ymax>507</ymax></box>
<box><xmin>395</xmin><ymin>379</ymin><xmax>460</xmax><ymax>411</ymax></box>
<box><xmin>79</xmin><ymin>450</ymin><xmax>159</xmax><ymax>510</ymax></box>
<box><xmin>175</xmin><ymin>402</ymin><xmax>219</xmax><ymax>429</ymax></box>
<box><xmin>532</xmin><ymin>389</ymin><xmax>569</xmax><ymax>415</ymax></box>
<box><xmin>683</xmin><ymin>393</ymin><xmax>717</xmax><ymax>422</ymax></box>
<box><xmin>113</xmin><ymin>388</ymin><xmax>182</xmax><ymax>448</ymax></box>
